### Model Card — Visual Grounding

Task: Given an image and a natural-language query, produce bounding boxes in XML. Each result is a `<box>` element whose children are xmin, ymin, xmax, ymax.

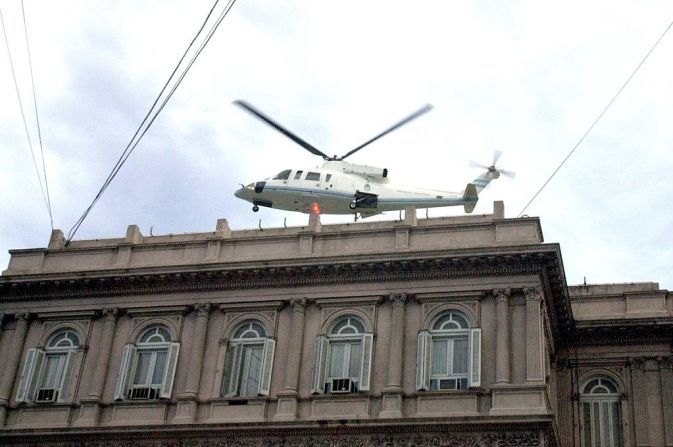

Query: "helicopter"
<box><xmin>233</xmin><ymin>100</ymin><xmax>513</xmax><ymax>218</ymax></box>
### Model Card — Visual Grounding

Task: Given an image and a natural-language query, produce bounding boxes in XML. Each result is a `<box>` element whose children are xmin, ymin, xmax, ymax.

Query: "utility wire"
<box><xmin>21</xmin><ymin>0</ymin><xmax>53</xmax><ymax>230</ymax></box>
<box><xmin>1</xmin><ymin>7</ymin><xmax>52</xmax><ymax>225</ymax></box>
<box><xmin>66</xmin><ymin>0</ymin><xmax>237</xmax><ymax>243</ymax></box>
<box><xmin>517</xmin><ymin>17</ymin><xmax>673</xmax><ymax>217</ymax></box>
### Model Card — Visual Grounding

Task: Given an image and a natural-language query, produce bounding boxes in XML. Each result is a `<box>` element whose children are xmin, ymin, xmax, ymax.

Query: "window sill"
<box><xmin>206</xmin><ymin>396</ymin><xmax>269</xmax><ymax>405</ymax></box>
<box><xmin>414</xmin><ymin>387</ymin><xmax>484</xmax><ymax>396</ymax></box>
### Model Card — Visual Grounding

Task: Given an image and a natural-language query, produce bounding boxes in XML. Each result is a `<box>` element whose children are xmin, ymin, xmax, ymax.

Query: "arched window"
<box><xmin>15</xmin><ymin>329</ymin><xmax>81</xmax><ymax>404</ymax></box>
<box><xmin>222</xmin><ymin>320</ymin><xmax>276</xmax><ymax>397</ymax></box>
<box><xmin>311</xmin><ymin>315</ymin><xmax>374</xmax><ymax>394</ymax></box>
<box><xmin>114</xmin><ymin>325</ymin><xmax>180</xmax><ymax>400</ymax></box>
<box><xmin>416</xmin><ymin>310</ymin><xmax>481</xmax><ymax>391</ymax></box>
<box><xmin>581</xmin><ymin>376</ymin><xmax>623</xmax><ymax>447</ymax></box>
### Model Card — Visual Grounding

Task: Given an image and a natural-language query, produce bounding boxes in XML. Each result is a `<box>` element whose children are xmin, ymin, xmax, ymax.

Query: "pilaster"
<box><xmin>494</xmin><ymin>288</ymin><xmax>511</xmax><ymax>384</ymax></box>
<box><xmin>0</xmin><ymin>313</ymin><xmax>31</xmax><ymax>426</ymax></box>
<box><xmin>274</xmin><ymin>298</ymin><xmax>307</xmax><ymax>421</ymax></box>
<box><xmin>524</xmin><ymin>287</ymin><xmax>544</xmax><ymax>383</ymax></box>
<box><xmin>380</xmin><ymin>293</ymin><xmax>406</xmax><ymax>419</ymax></box>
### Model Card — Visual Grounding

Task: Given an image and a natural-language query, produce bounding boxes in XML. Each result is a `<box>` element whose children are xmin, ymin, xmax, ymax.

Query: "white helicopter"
<box><xmin>234</xmin><ymin>100</ymin><xmax>513</xmax><ymax>218</ymax></box>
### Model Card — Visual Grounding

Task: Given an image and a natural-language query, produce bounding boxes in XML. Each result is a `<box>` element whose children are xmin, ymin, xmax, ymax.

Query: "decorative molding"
<box><xmin>219</xmin><ymin>301</ymin><xmax>285</xmax><ymax>313</ymax></box>
<box><xmin>414</xmin><ymin>291</ymin><xmax>483</xmax><ymax>304</ymax></box>
<box><xmin>0</xmin><ymin>426</ymin><xmax>551</xmax><ymax>447</ymax></box>
<box><xmin>493</xmin><ymin>288</ymin><xmax>512</xmax><ymax>303</ymax></box>
<box><xmin>289</xmin><ymin>297</ymin><xmax>308</xmax><ymax>311</ymax></box>
<box><xmin>37</xmin><ymin>310</ymin><xmax>97</xmax><ymax>321</ymax></box>
<box><xmin>389</xmin><ymin>293</ymin><xmax>407</xmax><ymax>308</ymax></box>
<box><xmin>195</xmin><ymin>302</ymin><xmax>212</xmax><ymax>318</ymax></box>
<box><xmin>126</xmin><ymin>305</ymin><xmax>190</xmax><ymax>317</ymax></box>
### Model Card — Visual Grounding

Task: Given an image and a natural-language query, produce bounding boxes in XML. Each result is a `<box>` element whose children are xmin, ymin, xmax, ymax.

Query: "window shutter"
<box><xmin>113</xmin><ymin>344</ymin><xmax>136</xmax><ymax>400</ymax></box>
<box><xmin>224</xmin><ymin>343</ymin><xmax>242</xmax><ymax>397</ymax></box>
<box><xmin>16</xmin><ymin>348</ymin><xmax>43</xmax><ymax>403</ymax></box>
<box><xmin>259</xmin><ymin>338</ymin><xmax>276</xmax><ymax>396</ymax></box>
<box><xmin>359</xmin><ymin>333</ymin><xmax>374</xmax><ymax>391</ymax></box>
<box><xmin>416</xmin><ymin>331</ymin><xmax>431</xmax><ymax>391</ymax></box>
<box><xmin>160</xmin><ymin>342</ymin><xmax>180</xmax><ymax>398</ymax></box>
<box><xmin>310</xmin><ymin>335</ymin><xmax>328</xmax><ymax>394</ymax></box>
<box><xmin>469</xmin><ymin>328</ymin><xmax>482</xmax><ymax>388</ymax></box>
<box><xmin>56</xmin><ymin>350</ymin><xmax>77</xmax><ymax>403</ymax></box>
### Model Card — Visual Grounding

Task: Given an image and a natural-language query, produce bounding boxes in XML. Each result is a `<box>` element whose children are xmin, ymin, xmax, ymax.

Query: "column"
<box><xmin>0</xmin><ymin>313</ymin><xmax>31</xmax><ymax>426</ymax></box>
<box><xmin>174</xmin><ymin>303</ymin><xmax>211</xmax><ymax>424</ymax></box>
<box><xmin>282</xmin><ymin>298</ymin><xmax>307</xmax><ymax>392</ymax></box>
<box><xmin>385</xmin><ymin>293</ymin><xmax>406</xmax><ymax>390</ymax></box>
<box><xmin>75</xmin><ymin>308</ymin><xmax>119</xmax><ymax>427</ymax></box>
<box><xmin>275</xmin><ymin>298</ymin><xmax>307</xmax><ymax>421</ymax></box>
<box><xmin>380</xmin><ymin>293</ymin><xmax>406</xmax><ymax>419</ymax></box>
<box><xmin>88</xmin><ymin>308</ymin><xmax>119</xmax><ymax>399</ymax></box>
<box><xmin>644</xmin><ymin>358</ymin><xmax>665</xmax><ymax>447</ymax></box>
<box><xmin>524</xmin><ymin>287</ymin><xmax>544</xmax><ymax>383</ymax></box>
<box><xmin>184</xmin><ymin>303</ymin><xmax>212</xmax><ymax>396</ymax></box>
<box><xmin>494</xmin><ymin>288</ymin><xmax>511</xmax><ymax>384</ymax></box>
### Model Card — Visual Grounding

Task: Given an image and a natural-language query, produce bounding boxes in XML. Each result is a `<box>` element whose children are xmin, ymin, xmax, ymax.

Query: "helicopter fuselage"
<box><xmin>234</xmin><ymin>161</ymin><xmax>476</xmax><ymax>216</ymax></box>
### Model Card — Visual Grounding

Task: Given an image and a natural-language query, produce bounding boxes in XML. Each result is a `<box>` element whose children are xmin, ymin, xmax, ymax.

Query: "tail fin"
<box><xmin>472</xmin><ymin>170</ymin><xmax>499</xmax><ymax>194</ymax></box>
<box><xmin>463</xmin><ymin>183</ymin><xmax>478</xmax><ymax>213</ymax></box>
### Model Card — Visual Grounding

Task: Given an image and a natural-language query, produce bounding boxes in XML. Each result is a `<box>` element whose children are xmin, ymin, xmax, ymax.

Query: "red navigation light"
<box><xmin>311</xmin><ymin>202</ymin><xmax>321</xmax><ymax>214</ymax></box>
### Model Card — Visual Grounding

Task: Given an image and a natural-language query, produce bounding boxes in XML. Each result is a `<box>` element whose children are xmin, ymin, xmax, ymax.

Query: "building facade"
<box><xmin>0</xmin><ymin>202</ymin><xmax>670</xmax><ymax>446</ymax></box>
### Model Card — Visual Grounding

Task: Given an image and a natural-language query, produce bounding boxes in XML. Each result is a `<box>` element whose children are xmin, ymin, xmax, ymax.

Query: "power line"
<box><xmin>517</xmin><ymin>17</ymin><xmax>673</xmax><ymax>217</ymax></box>
<box><xmin>66</xmin><ymin>0</ymin><xmax>237</xmax><ymax>243</ymax></box>
<box><xmin>21</xmin><ymin>0</ymin><xmax>53</xmax><ymax>230</ymax></box>
<box><xmin>1</xmin><ymin>6</ymin><xmax>53</xmax><ymax>226</ymax></box>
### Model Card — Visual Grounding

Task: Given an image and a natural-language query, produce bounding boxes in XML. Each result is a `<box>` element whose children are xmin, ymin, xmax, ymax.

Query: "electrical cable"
<box><xmin>1</xmin><ymin>6</ymin><xmax>52</xmax><ymax>225</ymax></box>
<box><xmin>66</xmin><ymin>0</ymin><xmax>237</xmax><ymax>243</ymax></box>
<box><xmin>517</xmin><ymin>17</ymin><xmax>673</xmax><ymax>217</ymax></box>
<box><xmin>21</xmin><ymin>0</ymin><xmax>53</xmax><ymax>230</ymax></box>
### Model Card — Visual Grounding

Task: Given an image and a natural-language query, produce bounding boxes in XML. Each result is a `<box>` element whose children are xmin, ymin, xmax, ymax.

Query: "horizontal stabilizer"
<box><xmin>463</xmin><ymin>183</ymin><xmax>478</xmax><ymax>213</ymax></box>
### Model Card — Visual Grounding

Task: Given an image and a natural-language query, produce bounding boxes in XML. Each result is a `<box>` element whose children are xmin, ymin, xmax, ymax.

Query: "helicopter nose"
<box><xmin>234</xmin><ymin>183</ymin><xmax>255</xmax><ymax>199</ymax></box>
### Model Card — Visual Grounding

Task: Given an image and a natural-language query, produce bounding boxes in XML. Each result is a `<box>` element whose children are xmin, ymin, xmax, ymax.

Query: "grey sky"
<box><xmin>1</xmin><ymin>1</ymin><xmax>671</xmax><ymax>289</ymax></box>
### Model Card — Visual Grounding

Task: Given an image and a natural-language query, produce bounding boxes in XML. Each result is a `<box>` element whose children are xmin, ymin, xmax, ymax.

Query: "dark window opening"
<box><xmin>306</xmin><ymin>172</ymin><xmax>321</xmax><ymax>181</ymax></box>
<box><xmin>273</xmin><ymin>169</ymin><xmax>292</xmax><ymax>180</ymax></box>
<box><xmin>294</xmin><ymin>170</ymin><xmax>303</xmax><ymax>180</ymax></box>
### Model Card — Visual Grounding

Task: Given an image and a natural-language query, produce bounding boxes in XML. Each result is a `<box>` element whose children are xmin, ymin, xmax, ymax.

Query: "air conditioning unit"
<box><xmin>330</xmin><ymin>378</ymin><xmax>356</xmax><ymax>394</ymax></box>
<box><xmin>129</xmin><ymin>386</ymin><xmax>161</xmax><ymax>400</ymax></box>
<box><xmin>36</xmin><ymin>388</ymin><xmax>57</xmax><ymax>402</ymax></box>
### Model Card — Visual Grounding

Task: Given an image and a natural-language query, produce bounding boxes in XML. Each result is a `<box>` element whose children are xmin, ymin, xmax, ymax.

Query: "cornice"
<box><xmin>0</xmin><ymin>245</ymin><xmax>573</xmax><ymax>337</ymax></box>
<box><xmin>0</xmin><ymin>416</ymin><xmax>557</xmax><ymax>446</ymax></box>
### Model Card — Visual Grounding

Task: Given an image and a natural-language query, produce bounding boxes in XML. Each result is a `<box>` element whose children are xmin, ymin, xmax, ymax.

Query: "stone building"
<box><xmin>0</xmin><ymin>202</ymin><xmax>670</xmax><ymax>446</ymax></box>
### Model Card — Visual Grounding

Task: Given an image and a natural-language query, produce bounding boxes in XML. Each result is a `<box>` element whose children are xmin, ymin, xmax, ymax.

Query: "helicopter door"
<box><xmin>351</xmin><ymin>190</ymin><xmax>378</xmax><ymax>209</ymax></box>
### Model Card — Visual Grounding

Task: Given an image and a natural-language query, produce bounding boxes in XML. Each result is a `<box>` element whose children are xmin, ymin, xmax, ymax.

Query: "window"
<box><xmin>114</xmin><ymin>325</ymin><xmax>180</xmax><ymax>400</ymax></box>
<box><xmin>273</xmin><ymin>169</ymin><xmax>292</xmax><ymax>180</ymax></box>
<box><xmin>311</xmin><ymin>315</ymin><xmax>374</xmax><ymax>394</ymax></box>
<box><xmin>222</xmin><ymin>320</ymin><xmax>276</xmax><ymax>397</ymax></box>
<box><xmin>416</xmin><ymin>310</ymin><xmax>481</xmax><ymax>391</ymax></box>
<box><xmin>294</xmin><ymin>170</ymin><xmax>303</xmax><ymax>180</ymax></box>
<box><xmin>15</xmin><ymin>329</ymin><xmax>80</xmax><ymax>404</ymax></box>
<box><xmin>305</xmin><ymin>172</ymin><xmax>321</xmax><ymax>181</ymax></box>
<box><xmin>325</xmin><ymin>174</ymin><xmax>332</xmax><ymax>182</ymax></box>
<box><xmin>581</xmin><ymin>376</ymin><xmax>623</xmax><ymax>447</ymax></box>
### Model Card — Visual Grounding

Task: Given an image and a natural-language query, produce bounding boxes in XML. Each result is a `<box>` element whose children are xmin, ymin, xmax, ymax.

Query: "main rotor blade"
<box><xmin>340</xmin><ymin>104</ymin><xmax>433</xmax><ymax>160</ymax></box>
<box><xmin>469</xmin><ymin>160</ymin><xmax>489</xmax><ymax>170</ymax></box>
<box><xmin>492</xmin><ymin>150</ymin><xmax>502</xmax><ymax>166</ymax></box>
<box><xmin>234</xmin><ymin>100</ymin><xmax>330</xmax><ymax>160</ymax></box>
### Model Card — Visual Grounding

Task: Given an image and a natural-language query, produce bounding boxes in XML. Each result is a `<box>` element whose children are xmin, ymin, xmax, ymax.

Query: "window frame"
<box><xmin>311</xmin><ymin>315</ymin><xmax>374</xmax><ymax>395</ymax></box>
<box><xmin>416</xmin><ymin>310</ymin><xmax>481</xmax><ymax>392</ymax></box>
<box><xmin>580</xmin><ymin>376</ymin><xmax>623</xmax><ymax>447</ymax></box>
<box><xmin>114</xmin><ymin>325</ymin><xmax>180</xmax><ymax>401</ymax></box>
<box><xmin>221</xmin><ymin>320</ymin><xmax>276</xmax><ymax>398</ymax></box>
<box><xmin>15</xmin><ymin>329</ymin><xmax>80</xmax><ymax>405</ymax></box>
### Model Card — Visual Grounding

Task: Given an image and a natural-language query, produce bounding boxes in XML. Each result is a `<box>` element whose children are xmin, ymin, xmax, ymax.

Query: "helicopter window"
<box><xmin>306</xmin><ymin>172</ymin><xmax>321</xmax><ymax>181</ymax></box>
<box><xmin>294</xmin><ymin>170</ymin><xmax>303</xmax><ymax>180</ymax></box>
<box><xmin>273</xmin><ymin>169</ymin><xmax>292</xmax><ymax>180</ymax></box>
<box><xmin>325</xmin><ymin>174</ymin><xmax>332</xmax><ymax>182</ymax></box>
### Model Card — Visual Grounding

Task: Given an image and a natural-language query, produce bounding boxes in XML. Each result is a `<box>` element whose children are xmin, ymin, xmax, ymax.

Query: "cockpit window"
<box><xmin>294</xmin><ymin>170</ymin><xmax>303</xmax><ymax>180</ymax></box>
<box><xmin>305</xmin><ymin>172</ymin><xmax>321</xmax><ymax>181</ymax></box>
<box><xmin>273</xmin><ymin>169</ymin><xmax>292</xmax><ymax>180</ymax></box>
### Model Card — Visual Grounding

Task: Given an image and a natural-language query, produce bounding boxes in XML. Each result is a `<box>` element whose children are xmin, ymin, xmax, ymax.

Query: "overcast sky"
<box><xmin>1</xmin><ymin>1</ymin><xmax>671</xmax><ymax>289</ymax></box>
